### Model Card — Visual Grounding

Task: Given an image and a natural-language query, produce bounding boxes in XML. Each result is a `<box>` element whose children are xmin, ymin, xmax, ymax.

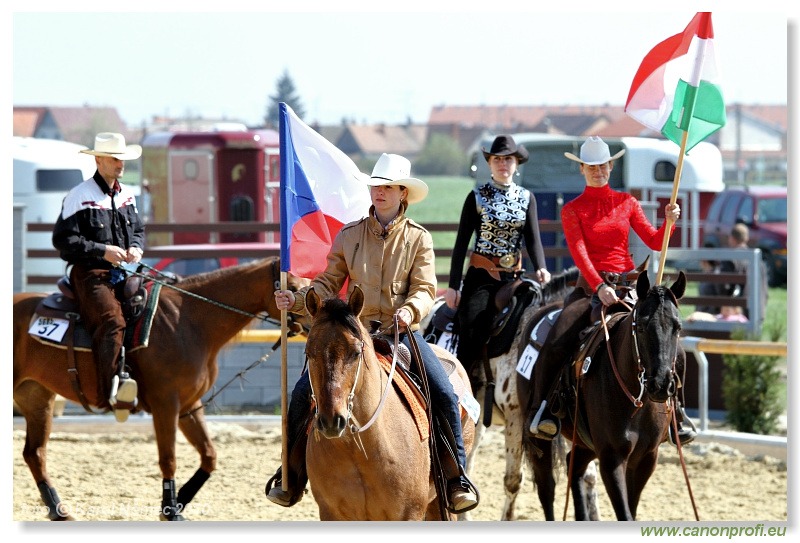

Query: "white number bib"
<box><xmin>28</xmin><ymin>316</ymin><xmax>70</xmax><ymax>343</ymax></box>
<box><xmin>436</xmin><ymin>331</ymin><xmax>458</xmax><ymax>355</ymax></box>
<box><xmin>516</xmin><ymin>344</ymin><xmax>539</xmax><ymax>379</ymax></box>
<box><xmin>460</xmin><ymin>392</ymin><xmax>481</xmax><ymax>425</ymax></box>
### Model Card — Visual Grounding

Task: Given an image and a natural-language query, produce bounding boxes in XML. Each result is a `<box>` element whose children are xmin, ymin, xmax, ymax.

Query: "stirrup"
<box><xmin>109</xmin><ymin>376</ymin><xmax>138</xmax><ymax>423</ymax></box>
<box><xmin>265</xmin><ymin>468</ymin><xmax>304</xmax><ymax>507</ymax></box>
<box><xmin>669</xmin><ymin>415</ymin><xmax>698</xmax><ymax>446</ymax></box>
<box><xmin>447</xmin><ymin>475</ymin><xmax>479</xmax><ymax>514</ymax></box>
<box><xmin>529</xmin><ymin>400</ymin><xmax>559</xmax><ymax>440</ymax></box>
<box><xmin>669</xmin><ymin>405</ymin><xmax>698</xmax><ymax>446</ymax></box>
<box><xmin>536</xmin><ymin>418</ymin><xmax>560</xmax><ymax>440</ymax></box>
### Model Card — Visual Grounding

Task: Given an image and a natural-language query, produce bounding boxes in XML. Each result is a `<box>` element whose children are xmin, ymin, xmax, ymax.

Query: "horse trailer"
<box><xmin>13</xmin><ymin>137</ymin><xmax>98</xmax><ymax>291</ymax></box>
<box><xmin>140</xmin><ymin>129</ymin><xmax>281</xmax><ymax>247</ymax></box>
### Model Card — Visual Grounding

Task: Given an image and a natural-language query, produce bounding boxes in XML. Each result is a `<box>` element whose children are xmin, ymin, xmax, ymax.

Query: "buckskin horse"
<box><xmin>524</xmin><ymin>270</ymin><xmax>687</xmax><ymax>521</ymax></box>
<box><xmin>302</xmin><ymin>287</ymin><xmax>475</xmax><ymax>520</ymax></box>
<box><xmin>13</xmin><ymin>258</ymin><xmax>308</xmax><ymax>520</ymax></box>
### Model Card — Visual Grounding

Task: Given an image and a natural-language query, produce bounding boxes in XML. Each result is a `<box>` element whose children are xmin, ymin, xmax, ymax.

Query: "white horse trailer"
<box><xmin>13</xmin><ymin>137</ymin><xmax>97</xmax><ymax>291</ymax></box>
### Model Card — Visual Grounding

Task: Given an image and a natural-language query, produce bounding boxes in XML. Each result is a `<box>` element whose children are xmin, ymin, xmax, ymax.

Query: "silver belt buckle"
<box><xmin>499</xmin><ymin>254</ymin><xmax>517</xmax><ymax>269</ymax></box>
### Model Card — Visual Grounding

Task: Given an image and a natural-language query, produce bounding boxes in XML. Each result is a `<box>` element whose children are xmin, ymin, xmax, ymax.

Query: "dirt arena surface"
<box><xmin>12</xmin><ymin>417</ymin><xmax>787</xmax><ymax>523</ymax></box>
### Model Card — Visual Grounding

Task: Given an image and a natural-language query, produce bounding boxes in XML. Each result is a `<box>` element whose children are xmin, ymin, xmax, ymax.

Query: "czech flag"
<box><xmin>279</xmin><ymin>103</ymin><xmax>370</xmax><ymax>278</ymax></box>
<box><xmin>625</xmin><ymin>12</ymin><xmax>726</xmax><ymax>153</ymax></box>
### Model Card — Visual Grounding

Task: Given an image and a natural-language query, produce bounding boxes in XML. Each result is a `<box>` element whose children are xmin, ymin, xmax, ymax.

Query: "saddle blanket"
<box><xmin>516</xmin><ymin>309</ymin><xmax>561</xmax><ymax>380</ymax></box>
<box><xmin>27</xmin><ymin>282</ymin><xmax>162</xmax><ymax>353</ymax></box>
<box><xmin>376</xmin><ymin>349</ymin><xmax>479</xmax><ymax>442</ymax></box>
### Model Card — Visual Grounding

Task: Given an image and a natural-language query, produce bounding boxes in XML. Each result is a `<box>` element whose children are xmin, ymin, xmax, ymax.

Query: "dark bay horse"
<box><xmin>13</xmin><ymin>258</ymin><xmax>308</xmax><ymax>520</ymax></box>
<box><xmin>302</xmin><ymin>287</ymin><xmax>475</xmax><ymax>520</ymax></box>
<box><xmin>525</xmin><ymin>270</ymin><xmax>687</xmax><ymax>521</ymax></box>
<box><xmin>421</xmin><ymin>267</ymin><xmax>601</xmax><ymax>521</ymax></box>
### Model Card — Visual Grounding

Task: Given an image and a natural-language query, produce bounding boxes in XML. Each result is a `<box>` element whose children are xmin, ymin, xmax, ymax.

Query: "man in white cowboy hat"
<box><xmin>267</xmin><ymin>153</ymin><xmax>479</xmax><ymax>514</ymax></box>
<box><xmin>526</xmin><ymin>135</ymin><xmax>697</xmax><ymax>446</ymax></box>
<box><xmin>53</xmin><ymin>132</ymin><xmax>145</xmax><ymax>423</ymax></box>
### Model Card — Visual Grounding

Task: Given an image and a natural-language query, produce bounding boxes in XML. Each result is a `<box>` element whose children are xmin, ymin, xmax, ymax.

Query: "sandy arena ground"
<box><xmin>12</xmin><ymin>417</ymin><xmax>788</xmax><ymax>524</ymax></box>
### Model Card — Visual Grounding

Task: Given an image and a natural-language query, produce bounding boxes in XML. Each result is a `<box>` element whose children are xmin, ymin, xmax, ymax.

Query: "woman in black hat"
<box><xmin>445</xmin><ymin>134</ymin><xmax>550</xmax><ymax>381</ymax></box>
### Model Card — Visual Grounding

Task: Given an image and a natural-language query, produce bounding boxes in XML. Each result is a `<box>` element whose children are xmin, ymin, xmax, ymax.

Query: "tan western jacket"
<box><xmin>293</xmin><ymin>207</ymin><xmax>436</xmax><ymax>331</ymax></box>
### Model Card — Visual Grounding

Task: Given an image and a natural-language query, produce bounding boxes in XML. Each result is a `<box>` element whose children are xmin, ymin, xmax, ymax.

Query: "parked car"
<box><xmin>702</xmin><ymin>185</ymin><xmax>787</xmax><ymax>286</ymax></box>
<box><xmin>140</xmin><ymin>242</ymin><xmax>280</xmax><ymax>277</ymax></box>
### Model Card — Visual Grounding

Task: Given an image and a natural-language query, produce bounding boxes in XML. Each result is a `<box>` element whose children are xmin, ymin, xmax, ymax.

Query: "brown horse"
<box><xmin>525</xmin><ymin>270</ymin><xmax>687</xmax><ymax>520</ymax></box>
<box><xmin>13</xmin><ymin>258</ymin><xmax>308</xmax><ymax>520</ymax></box>
<box><xmin>302</xmin><ymin>287</ymin><xmax>475</xmax><ymax>520</ymax></box>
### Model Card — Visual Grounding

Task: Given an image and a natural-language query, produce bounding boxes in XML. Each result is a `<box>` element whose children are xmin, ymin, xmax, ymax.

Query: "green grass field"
<box><xmin>404</xmin><ymin>175</ymin><xmax>474</xmax><ymax>289</ymax></box>
<box><xmin>408</xmin><ymin>175</ymin><xmax>787</xmax><ymax>343</ymax></box>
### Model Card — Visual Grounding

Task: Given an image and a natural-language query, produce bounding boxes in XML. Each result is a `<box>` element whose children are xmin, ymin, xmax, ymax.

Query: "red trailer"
<box><xmin>141</xmin><ymin>129</ymin><xmax>280</xmax><ymax>246</ymax></box>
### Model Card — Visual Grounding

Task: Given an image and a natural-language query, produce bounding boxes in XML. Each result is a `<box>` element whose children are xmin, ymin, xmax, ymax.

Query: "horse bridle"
<box><xmin>600</xmin><ymin>289</ymin><xmax>679</xmax><ymax>409</ymax></box>
<box><xmin>308</xmin><ymin>315</ymin><xmax>401</xmax><ymax>436</ymax></box>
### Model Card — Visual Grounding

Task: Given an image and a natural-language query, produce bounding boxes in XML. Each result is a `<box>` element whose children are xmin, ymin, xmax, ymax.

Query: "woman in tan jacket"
<box><xmin>266</xmin><ymin>153</ymin><xmax>478</xmax><ymax>514</ymax></box>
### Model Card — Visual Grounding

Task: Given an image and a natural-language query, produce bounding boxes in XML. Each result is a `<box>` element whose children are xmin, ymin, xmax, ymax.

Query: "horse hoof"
<box><xmin>160</xmin><ymin>512</ymin><xmax>186</xmax><ymax>521</ymax></box>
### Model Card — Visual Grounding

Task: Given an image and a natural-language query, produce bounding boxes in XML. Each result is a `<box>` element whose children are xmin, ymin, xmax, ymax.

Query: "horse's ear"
<box><xmin>306</xmin><ymin>288</ymin><xmax>322</xmax><ymax>318</ymax></box>
<box><xmin>348</xmin><ymin>286</ymin><xmax>365</xmax><ymax>317</ymax></box>
<box><xmin>670</xmin><ymin>271</ymin><xmax>687</xmax><ymax>300</ymax></box>
<box><xmin>636</xmin><ymin>269</ymin><xmax>650</xmax><ymax>299</ymax></box>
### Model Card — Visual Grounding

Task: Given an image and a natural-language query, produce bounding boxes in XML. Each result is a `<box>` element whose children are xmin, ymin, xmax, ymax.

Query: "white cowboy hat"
<box><xmin>366</xmin><ymin>153</ymin><xmax>429</xmax><ymax>204</ymax></box>
<box><xmin>80</xmin><ymin>132</ymin><xmax>142</xmax><ymax>160</ymax></box>
<box><xmin>564</xmin><ymin>136</ymin><xmax>625</xmax><ymax>165</ymax></box>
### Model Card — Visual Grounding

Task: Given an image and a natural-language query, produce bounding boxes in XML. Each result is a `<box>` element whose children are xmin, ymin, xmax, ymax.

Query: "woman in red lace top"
<box><xmin>526</xmin><ymin>136</ymin><xmax>696</xmax><ymax>444</ymax></box>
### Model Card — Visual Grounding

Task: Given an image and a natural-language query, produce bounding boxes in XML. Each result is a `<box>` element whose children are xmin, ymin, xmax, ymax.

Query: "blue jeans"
<box><xmin>288</xmin><ymin>329</ymin><xmax>467</xmax><ymax>469</ymax></box>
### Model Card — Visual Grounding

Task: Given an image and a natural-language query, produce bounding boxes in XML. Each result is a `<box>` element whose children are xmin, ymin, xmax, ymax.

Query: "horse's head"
<box><xmin>633</xmin><ymin>270</ymin><xmax>686</xmax><ymax>403</ymax></box>
<box><xmin>305</xmin><ymin>286</ymin><xmax>371</xmax><ymax>439</ymax></box>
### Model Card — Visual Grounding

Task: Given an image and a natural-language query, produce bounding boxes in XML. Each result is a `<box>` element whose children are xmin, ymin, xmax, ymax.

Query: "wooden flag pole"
<box><xmin>655</xmin><ymin>130</ymin><xmax>690</xmax><ymax>285</ymax></box>
<box><xmin>279</xmin><ymin>271</ymin><xmax>289</xmax><ymax>492</ymax></box>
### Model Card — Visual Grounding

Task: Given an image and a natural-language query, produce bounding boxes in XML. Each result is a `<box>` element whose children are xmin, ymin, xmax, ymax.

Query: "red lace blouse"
<box><xmin>561</xmin><ymin>184</ymin><xmax>674</xmax><ymax>291</ymax></box>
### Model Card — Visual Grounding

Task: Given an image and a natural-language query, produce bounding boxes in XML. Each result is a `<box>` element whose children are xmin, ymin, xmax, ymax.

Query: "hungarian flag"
<box><xmin>278</xmin><ymin>103</ymin><xmax>370</xmax><ymax>278</ymax></box>
<box><xmin>625</xmin><ymin>12</ymin><xmax>726</xmax><ymax>152</ymax></box>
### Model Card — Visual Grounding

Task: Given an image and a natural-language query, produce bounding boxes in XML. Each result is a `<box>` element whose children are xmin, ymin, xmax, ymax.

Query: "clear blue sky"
<box><xmin>8</xmin><ymin>4</ymin><xmax>792</xmax><ymax>129</ymax></box>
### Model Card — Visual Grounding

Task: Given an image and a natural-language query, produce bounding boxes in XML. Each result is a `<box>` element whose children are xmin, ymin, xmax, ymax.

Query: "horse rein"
<box><xmin>125</xmin><ymin>259</ymin><xmax>305</xmax><ymax>419</ymax></box>
<box><xmin>130</xmin><ymin>260</ymin><xmax>307</xmax><ymax>333</ymax></box>
<box><xmin>599</xmin><ymin>287</ymin><xmax>679</xmax><ymax>409</ymax></box>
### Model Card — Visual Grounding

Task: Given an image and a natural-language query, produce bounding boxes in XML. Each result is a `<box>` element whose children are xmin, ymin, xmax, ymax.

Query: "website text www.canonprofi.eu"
<box><xmin>641</xmin><ymin>524</ymin><xmax>787</xmax><ymax>538</ymax></box>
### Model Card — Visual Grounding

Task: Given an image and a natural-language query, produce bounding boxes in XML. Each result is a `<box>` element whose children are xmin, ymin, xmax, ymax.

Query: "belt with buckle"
<box><xmin>576</xmin><ymin>270</ymin><xmax>641</xmax><ymax>296</ymax></box>
<box><xmin>469</xmin><ymin>252</ymin><xmax>522</xmax><ymax>281</ymax></box>
<box><xmin>600</xmin><ymin>270</ymin><xmax>640</xmax><ymax>284</ymax></box>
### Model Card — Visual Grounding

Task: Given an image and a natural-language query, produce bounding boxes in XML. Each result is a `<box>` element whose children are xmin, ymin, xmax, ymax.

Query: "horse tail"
<box><xmin>522</xmin><ymin>433</ymin><xmax>567</xmax><ymax>487</ymax></box>
<box><xmin>552</xmin><ymin>434</ymin><xmax>567</xmax><ymax>484</ymax></box>
<box><xmin>541</xmin><ymin>267</ymin><xmax>579</xmax><ymax>304</ymax></box>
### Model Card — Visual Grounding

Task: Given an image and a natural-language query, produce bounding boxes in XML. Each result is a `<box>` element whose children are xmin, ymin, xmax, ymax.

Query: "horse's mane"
<box><xmin>639</xmin><ymin>283</ymin><xmax>680</xmax><ymax>313</ymax></box>
<box><xmin>171</xmin><ymin>258</ymin><xmax>272</xmax><ymax>288</ymax></box>
<box><xmin>316</xmin><ymin>297</ymin><xmax>364</xmax><ymax>339</ymax></box>
<box><xmin>540</xmin><ymin>266</ymin><xmax>579</xmax><ymax>304</ymax></box>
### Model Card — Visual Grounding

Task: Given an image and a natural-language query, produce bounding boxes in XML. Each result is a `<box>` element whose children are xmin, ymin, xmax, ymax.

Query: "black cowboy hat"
<box><xmin>482</xmin><ymin>135</ymin><xmax>529</xmax><ymax>165</ymax></box>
